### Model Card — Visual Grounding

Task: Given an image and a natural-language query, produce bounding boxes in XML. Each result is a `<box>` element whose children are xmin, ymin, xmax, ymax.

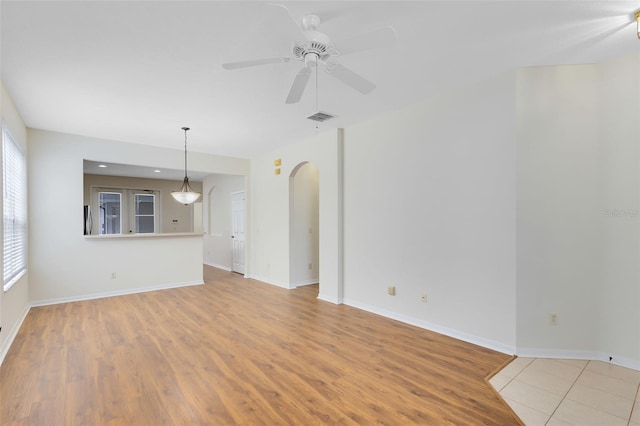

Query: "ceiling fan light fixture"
<box><xmin>636</xmin><ymin>11</ymin><xmax>640</xmax><ymax>39</ymax></box>
<box><xmin>171</xmin><ymin>127</ymin><xmax>201</xmax><ymax>205</ymax></box>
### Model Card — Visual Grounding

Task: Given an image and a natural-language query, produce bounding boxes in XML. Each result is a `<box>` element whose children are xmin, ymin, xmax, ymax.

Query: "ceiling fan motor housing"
<box><xmin>292</xmin><ymin>32</ymin><xmax>338</xmax><ymax>66</ymax></box>
<box><xmin>292</xmin><ymin>18</ymin><xmax>338</xmax><ymax>66</ymax></box>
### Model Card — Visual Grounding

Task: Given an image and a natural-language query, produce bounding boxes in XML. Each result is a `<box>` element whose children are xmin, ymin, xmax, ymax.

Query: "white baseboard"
<box><xmin>0</xmin><ymin>303</ymin><xmax>31</xmax><ymax>366</ymax></box>
<box><xmin>317</xmin><ymin>293</ymin><xmax>342</xmax><ymax>304</ymax></box>
<box><xmin>292</xmin><ymin>278</ymin><xmax>319</xmax><ymax>287</ymax></box>
<box><xmin>517</xmin><ymin>347</ymin><xmax>640</xmax><ymax>371</ymax></box>
<box><xmin>30</xmin><ymin>280</ymin><xmax>204</xmax><ymax>307</ymax></box>
<box><xmin>516</xmin><ymin>347</ymin><xmax>598</xmax><ymax>361</ymax></box>
<box><xmin>343</xmin><ymin>298</ymin><xmax>516</xmax><ymax>355</ymax></box>
<box><xmin>247</xmin><ymin>275</ymin><xmax>293</xmax><ymax>289</ymax></box>
<box><xmin>203</xmin><ymin>261</ymin><xmax>231</xmax><ymax>272</ymax></box>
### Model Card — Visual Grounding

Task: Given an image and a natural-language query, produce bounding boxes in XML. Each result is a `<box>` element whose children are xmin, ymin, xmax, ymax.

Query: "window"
<box><xmin>98</xmin><ymin>192</ymin><xmax>122</xmax><ymax>235</ymax></box>
<box><xmin>134</xmin><ymin>193</ymin><xmax>155</xmax><ymax>233</ymax></box>
<box><xmin>2</xmin><ymin>123</ymin><xmax>27</xmax><ymax>291</ymax></box>
<box><xmin>91</xmin><ymin>187</ymin><xmax>159</xmax><ymax>235</ymax></box>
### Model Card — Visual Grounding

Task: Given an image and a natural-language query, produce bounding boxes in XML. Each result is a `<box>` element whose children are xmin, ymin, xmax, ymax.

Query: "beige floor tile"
<box><xmin>526</xmin><ymin>358</ymin><xmax>583</xmax><ymax>381</ymax></box>
<box><xmin>500</xmin><ymin>357</ymin><xmax>534</xmax><ymax>379</ymax></box>
<box><xmin>489</xmin><ymin>373</ymin><xmax>511</xmax><ymax>392</ymax></box>
<box><xmin>498</xmin><ymin>357</ymin><xmax>640</xmax><ymax>425</ymax></box>
<box><xmin>515</xmin><ymin>368</ymin><xmax>575</xmax><ymax>396</ymax></box>
<box><xmin>500</xmin><ymin>379</ymin><xmax>564</xmax><ymax>415</ymax></box>
<box><xmin>575</xmin><ymin>370</ymin><xmax>638</xmax><ymax>401</ymax></box>
<box><xmin>555</xmin><ymin>359</ymin><xmax>589</xmax><ymax>369</ymax></box>
<box><xmin>586</xmin><ymin>361</ymin><xmax>640</xmax><ymax>385</ymax></box>
<box><xmin>565</xmin><ymin>382</ymin><xmax>633</xmax><ymax>419</ymax></box>
<box><xmin>631</xmin><ymin>402</ymin><xmax>640</xmax><ymax>425</ymax></box>
<box><xmin>504</xmin><ymin>398</ymin><xmax>549</xmax><ymax>426</ymax></box>
<box><xmin>552</xmin><ymin>399</ymin><xmax>627</xmax><ymax>426</ymax></box>
<box><xmin>545</xmin><ymin>417</ymin><xmax>573</xmax><ymax>426</ymax></box>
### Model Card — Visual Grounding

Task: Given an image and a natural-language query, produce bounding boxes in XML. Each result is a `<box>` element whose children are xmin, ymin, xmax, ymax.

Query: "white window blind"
<box><xmin>2</xmin><ymin>124</ymin><xmax>27</xmax><ymax>291</ymax></box>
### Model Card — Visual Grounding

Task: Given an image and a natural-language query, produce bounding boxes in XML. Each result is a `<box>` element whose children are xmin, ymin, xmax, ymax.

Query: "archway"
<box><xmin>289</xmin><ymin>162</ymin><xmax>320</xmax><ymax>290</ymax></box>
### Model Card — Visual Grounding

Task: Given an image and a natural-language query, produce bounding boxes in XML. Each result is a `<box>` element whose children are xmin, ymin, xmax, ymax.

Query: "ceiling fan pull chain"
<box><xmin>315</xmin><ymin>55</ymin><xmax>320</xmax><ymax>133</ymax></box>
<box><xmin>315</xmin><ymin>55</ymin><xmax>319</xmax><ymax>112</ymax></box>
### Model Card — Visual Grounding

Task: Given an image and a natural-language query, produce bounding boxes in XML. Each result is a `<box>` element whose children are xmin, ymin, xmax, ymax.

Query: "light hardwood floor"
<box><xmin>1</xmin><ymin>266</ymin><xmax>521</xmax><ymax>425</ymax></box>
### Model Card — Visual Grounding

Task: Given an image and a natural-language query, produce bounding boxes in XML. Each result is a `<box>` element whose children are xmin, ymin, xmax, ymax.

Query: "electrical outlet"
<box><xmin>421</xmin><ymin>293</ymin><xmax>427</xmax><ymax>303</ymax></box>
<box><xmin>308</xmin><ymin>263</ymin><xmax>312</xmax><ymax>270</ymax></box>
<box><xmin>550</xmin><ymin>313</ymin><xmax>558</xmax><ymax>326</ymax></box>
<box><xmin>388</xmin><ymin>286</ymin><xmax>396</xmax><ymax>296</ymax></box>
<box><xmin>111</xmin><ymin>272</ymin><xmax>117</xmax><ymax>280</ymax></box>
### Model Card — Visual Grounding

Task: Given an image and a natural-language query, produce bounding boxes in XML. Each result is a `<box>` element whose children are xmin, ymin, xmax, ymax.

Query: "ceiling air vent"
<box><xmin>307</xmin><ymin>111</ymin><xmax>335</xmax><ymax>122</ymax></box>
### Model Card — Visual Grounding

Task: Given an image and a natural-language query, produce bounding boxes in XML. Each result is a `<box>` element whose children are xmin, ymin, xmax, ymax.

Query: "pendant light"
<box><xmin>171</xmin><ymin>127</ymin><xmax>201</xmax><ymax>205</ymax></box>
<box><xmin>636</xmin><ymin>11</ymin><xmax>640</xmax><ymax>39</ymax></box>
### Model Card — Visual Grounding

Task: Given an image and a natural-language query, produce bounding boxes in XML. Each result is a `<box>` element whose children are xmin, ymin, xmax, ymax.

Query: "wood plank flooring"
<box><xmin>1</xmin><ymin>266</ymin><xmax>521</xmax><ymax>425</ymax></box>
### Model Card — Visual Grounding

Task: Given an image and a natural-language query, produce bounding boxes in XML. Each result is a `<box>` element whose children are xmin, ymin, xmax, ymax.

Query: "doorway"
<box><xmin>289</xmin><ymin>162</ymin><xmax>319</xmax><ymax>287</ymax></box>
<box><xmin>231</xmin><ymin>191</ymin><xmax>246</xmax><ymax>274</ymax></box>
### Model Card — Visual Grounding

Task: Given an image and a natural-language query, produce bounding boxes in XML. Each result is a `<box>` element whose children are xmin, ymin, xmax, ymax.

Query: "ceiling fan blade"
<box><xmin>285</xmin><ymin>67</ymin><xmax>312</xmax><ymax>104</ymax></box>
<box><xmin>326</xmin><ymin>63</ymin><xmax>375</xmax><ymax>94</ymax></box>
<box><xmin>333</xmin><ymin>26</ymin><xmax>398</xmax><ymax>56</ymax></box>
<box><xmin>222</xmin><ymin>57</ymin><xmax>290</xmax><ymax>70</ymax></box>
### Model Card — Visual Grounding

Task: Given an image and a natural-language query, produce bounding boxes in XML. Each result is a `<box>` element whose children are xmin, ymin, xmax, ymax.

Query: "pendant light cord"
<box><xmin>182</xmin><ymin>127</ymin><xmax>190</xmax><ymax>179</ymax></box>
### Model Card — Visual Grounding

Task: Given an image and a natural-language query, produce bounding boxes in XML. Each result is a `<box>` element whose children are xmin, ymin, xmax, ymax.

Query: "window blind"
<box><xmin>2</xmin><ymin>124</ymin><xmax>27</xmax><ymax>291</ymax></box>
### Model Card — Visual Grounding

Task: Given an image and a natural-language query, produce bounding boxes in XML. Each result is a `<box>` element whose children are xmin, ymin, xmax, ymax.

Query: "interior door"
<box><xmin>231</xmin><ymin>191</ymin><xmax>246</xmax><ymax>274</ymax></box>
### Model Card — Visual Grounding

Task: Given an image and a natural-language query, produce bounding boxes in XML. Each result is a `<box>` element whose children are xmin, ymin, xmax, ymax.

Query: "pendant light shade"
<box><xmin>171</xmin><ymin>127</ymin><xmax>201</xmax><ymax>205</ymax></box>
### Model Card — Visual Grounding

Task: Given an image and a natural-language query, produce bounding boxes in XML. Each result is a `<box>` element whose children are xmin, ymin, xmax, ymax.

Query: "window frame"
<box><xmin>90</xmin><ymin>186</ymin><xmax>160</xmax><ymax>235</ymax></box>
<box><xmin>98</xmin><ymin>191</ymin><xmax>123</xmax><ymax>235</ymax></box>
<box><xmin>2</xmin><ymin>122</ymin><xmax>27</xmax><ymax>292</ymax></box>
<box><xmin>132</xmin><ymin>192</ymin><xmax>156</xmax><ymax>234</ymax></box>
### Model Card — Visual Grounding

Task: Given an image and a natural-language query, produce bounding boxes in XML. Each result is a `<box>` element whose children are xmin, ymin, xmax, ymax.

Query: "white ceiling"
<box><xmin>2</xmin><ymin>1</ymin><xmax>639</xmax><ymax>159</ymax></box>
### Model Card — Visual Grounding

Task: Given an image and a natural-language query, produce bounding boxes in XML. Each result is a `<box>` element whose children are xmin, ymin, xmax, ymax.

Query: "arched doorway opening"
<box><xmin>289</xmin><ymin>162</ymin><xmax>320</xmax><ymax>290</ymax></box>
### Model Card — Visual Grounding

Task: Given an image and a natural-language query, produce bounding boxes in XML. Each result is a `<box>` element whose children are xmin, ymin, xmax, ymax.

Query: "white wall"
<box><xmin>516</xmin><ymin>53</ymin><xmax>640</xmax><ymax>369</ymax></box>
<box><xmin>202</xmin><ymin>173</ymin><xmax>245</xmax><ymax>271</ymax></box>
<box><xmin>289</xmin><ymin>162</ymin><xmax>319</xmax><ymax>286</ymax></box>
<box><xmin>598</xmin><ymin>53</ymin><xmax>640</xmax><ymax>366</ymax></box>
<box><xmin>516</xmin><ymin>64</ymin><xmax>602</xmax><ymax>355</ymax></box>
<box><xmin>249</xmin><ymin>129</ymin><xmax>342</xmax><ymax>303</ymax></box>
<box><xmin>28</xmin><ymin>129</ymin><xmax>248</xmax><ymax>303</ymax></box>
<box><xmin>342</xmin><ymin>72</ymin><xmax>518</xmax><ymax>353</ymax></box>
<box><xmin>0</xmin><ymin>81</ymin><xmax>30</xmax><ymax>363</ymax></box>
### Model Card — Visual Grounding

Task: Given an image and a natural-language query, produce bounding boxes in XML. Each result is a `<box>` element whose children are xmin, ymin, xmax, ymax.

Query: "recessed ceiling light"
<box><xmin>153</xmin><ymin>170</ymin><xmax>161</xmax><ymax>173</ymax></box>
<box><xmin>98</xmin><ymin>164</ymin><xmax>107</xmax><ymax>168</ymax></box>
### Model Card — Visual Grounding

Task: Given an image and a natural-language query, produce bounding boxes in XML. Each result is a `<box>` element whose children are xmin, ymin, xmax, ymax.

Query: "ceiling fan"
<box><xmin>222</xmin><ymin>8</ymin><xmax>397</xmax><ymax>105</ymax></box>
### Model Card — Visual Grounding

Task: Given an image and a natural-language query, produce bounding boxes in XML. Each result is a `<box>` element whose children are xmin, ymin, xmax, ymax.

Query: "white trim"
<box><xmin>203</xmin><ymin>261</ymin><xmax>232</xmax><ymax>272</ymax></box>
<box><xmin>3</xmin><ymin>269</ymin><xmax>26</xmax><ymax>293</ymax></box>
<box><xmin>292</xmin><ymin>278</ymin><xmax>319</xmax><ymax>287</ymax></box>
<box><xmin>517</xmin><ymin>348</ymin><xmax>640</xmax><ymax>372</ymax></box>
<box><xmin>85</xmin><ymin>232</ymin><xmax>203</xmax><ymax>240</ymax></box>
<box><xmin>30</xmin><ymin>280</ymin><xmax>203</xmax><ymax>307</ymax></box>
<box><xmin>0</xmin><ymin>303</ymin><xmax>31</xmax><ymax>367</ymax></box>
<box><xmin>247</xmin><ymin>274</ymin><xmax>292</xmax><ymax>289</ymax></box>
<box><xmin>516</xmin><ymin>347</ymin><xmax>598</xmax><ymax>361</ymax></box>
<box><xmin>343</xmin><ymin>298</ymin><xmax>516</xmax><ymax>355</ymax></box>
<box><xmin>317</xmin><ymin>293</ymin><xmax>341</xmax><ymax>304</ymax></box>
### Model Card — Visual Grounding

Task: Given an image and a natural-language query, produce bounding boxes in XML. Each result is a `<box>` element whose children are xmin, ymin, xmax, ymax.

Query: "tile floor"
<box><xmin>490</xmin><ymin>358</ymin><xmax>640</xmax><ymax>426</ymax></box>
